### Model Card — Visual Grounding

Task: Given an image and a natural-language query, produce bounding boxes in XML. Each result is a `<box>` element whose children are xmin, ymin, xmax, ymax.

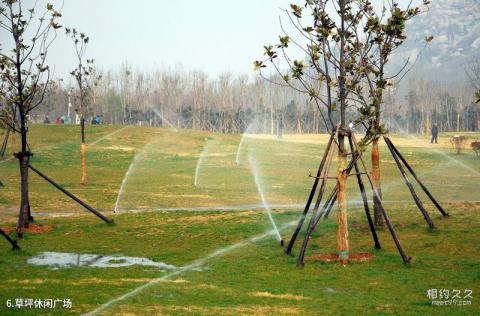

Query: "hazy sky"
<box><xmin>46</xmin><ymin>0</ymin><xmax>305</xmax><ymax>79</ymax></box>
<box><xmin>2</xmin><ymin>0</ymin><xmax>405</xmax><ymax>80</ymax></box>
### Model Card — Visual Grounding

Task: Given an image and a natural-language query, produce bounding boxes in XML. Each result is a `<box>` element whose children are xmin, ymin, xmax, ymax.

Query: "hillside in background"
<box><xmin>391</xmin><ymin>0</ymin><xmax>479</xmax><ymax>84</ymax></box>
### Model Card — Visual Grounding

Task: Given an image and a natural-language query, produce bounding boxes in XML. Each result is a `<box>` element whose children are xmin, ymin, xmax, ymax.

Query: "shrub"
<box><xmin>449</xmin><ymin>135</ymin><xmax>467</xmax><ymax>155</ymax></box>
<box><xmin>471</xmin><ymin>140</ymin><xmax>480</xmax><ymax>158</ymax></box>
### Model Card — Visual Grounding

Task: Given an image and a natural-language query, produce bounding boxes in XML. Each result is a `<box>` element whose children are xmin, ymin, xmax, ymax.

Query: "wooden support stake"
<box><xmin>296</xmin><ymin>128</ymin><xmax>339</xmax><ymax>266</ymax></box>
<box><xmin>0</xmin><ymin>228</ymin><xmax>20</xmax><ymax>250</ymax></box>
<box><xmin>286</xmin><ymin>132</ymin><xmax>335</xmax><ymax>255</ymax></box>
<box><xmin>348</xmin><ymin>134</ymin><xmax>381</xmax><ymax>249</ymax></box>
<box><xmin>314</xmin><ymin>185</ymin><xmax>338</xmax><ymax>224</ymax></box>
<box><xmin>29</xmin><ymin>164</ymin><xmax>114</xmax><ymax>224</ymax></box>
<box><xmin>351</xmin><ymin>134</ymin><xmax>411</xmax><ymax>264</ymax></box>
<box><xmin>384</xmin><ymin>137</ymin><xmax>449</xmax><ymax>217</ymax></box>
<box><xmin>384</xmin><ymin>138</ymin><xmax>436</xmax><ymax>230</ymax></box>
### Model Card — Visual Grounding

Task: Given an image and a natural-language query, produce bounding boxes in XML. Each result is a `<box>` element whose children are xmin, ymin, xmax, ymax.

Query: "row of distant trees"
<box><xmin>36</xmin><ymin>67</ymin><xmax>328</xmax><ymax>134</ymax></box>
<box><xmin>34</xmin><ymin>65</ymin><xmax>480</xmax><ymax>134</ymax></box>
<box><xmin>387</xmin><ymin>77</ymin><xmax>479</xmax><ymax>134</ymax></box>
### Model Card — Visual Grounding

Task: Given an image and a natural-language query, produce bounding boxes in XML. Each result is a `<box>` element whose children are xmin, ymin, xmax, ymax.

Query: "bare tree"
<box><xmin>0</xmin><ymin>0</ymin><xmax>61</xmax><ymax>237</ymax></box>
<box><xmin>119</xmin><ymin>62</ymin><xmax>132</xmax><ymax>123</ymax></box>
<box><xmin>465</xmin><ymin>59</ymin><xmax>480</xmax><ymax>105</ymax></box>
<box><xmin>453</xmin><ymin>87</ymin><xmax>471</xmax><ymax>132</ymax></box>
<box><xmin>66</xmin><ymin>28</ymin><xmax>99</xmax><ymax>185</ymax></box>
<box><xmin>465</xmin><ymin>59</ymin><xmax>480</xmax><ymax>92</ymax></box>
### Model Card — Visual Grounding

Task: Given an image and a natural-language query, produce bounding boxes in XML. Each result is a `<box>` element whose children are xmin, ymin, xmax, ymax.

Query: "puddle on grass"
<box><xmin>27</xmin><ymin>252</ymin><xmax>176</xmax><ymax>270</ymax></box>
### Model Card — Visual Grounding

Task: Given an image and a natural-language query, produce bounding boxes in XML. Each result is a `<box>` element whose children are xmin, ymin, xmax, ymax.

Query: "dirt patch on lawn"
<box><xmin>350</xmin><ymin>223</ymin><xmax>370</xmax><ymax>232</ymax></box>
<box><xmin>160</xmin><ymin>194</ymin><xmax>212</xmax><ymax>199</ymax></box>
<box><xmin>194</xmin><ymin>283</ymin><xmax>220</xmax><ymax>290</ymax></box>
<box><xmin>2</xmin><ymin>224</ymin><xmax>53</xmax><ymax>234</ymax></box>
<box><xmin>161</xmin><ymin>304</ymin><xmax>301</xmax><ymax>315</ymax></box>
<box><xmin>6</xmin><ymin>278</ymin><xmax>60</xmax><ymax>284</ymax></box>
<box><xmin>307</xmin><ymin>252</ymin><xmax>375</xmax><ymax>263</ymax></box>
<box><xmin>164</xmin><ymin>211</ymin><xmax>255</xmax><ymax>224</ymax></box>
<box><xmin>102</xmin><ymin>145</ymin><xmax>136</xmax><ymax>152</ymax></box>
<box><xmin>71</xmin><ymin>278</ymin><xmax>188</xmax><ymax>286</ymax></box>
<box><xmin>251</xmin><ymin>292</ymin><xmax>311</xmax><ymax>301</ymax></box>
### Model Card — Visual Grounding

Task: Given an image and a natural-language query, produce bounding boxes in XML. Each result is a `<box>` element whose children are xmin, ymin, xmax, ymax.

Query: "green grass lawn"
<box><xmin>0</xmin><ymin>125</ymin><xmax>479</xmax><ymax>315</ymax></box>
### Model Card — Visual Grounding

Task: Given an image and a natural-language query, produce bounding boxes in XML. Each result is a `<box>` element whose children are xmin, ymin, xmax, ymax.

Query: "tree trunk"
<box><xmin>446</xmin><ymin>104</ymin><xmax>451</xmax><ymax>131</ymax></box>
<box><xmin>457</xmin><ymin>112</ymin><xmax>460</xmax><ymax>132</ymax></box>
<box><xmin>337</xmin><ymin>0</ymin><xmax>349</xmax><ymax>264</ymax></box>
<box><xmin>297</xmin><ymin>115</ymin><xmax>302</xmax><ymax>134</ymax></box>
<box><xmin>270</xmin><ymin>104</ymin><xmax>274</xmax><ymax>135</ymax></box>
<box><xmin>263</xmin><ymin>106</ymin><xmax>267</xmax><ymax>133</ymax></box>
<box><xmin>426</xmin><ymin>115</ymin><xmax>431</xmax><ymax>136</ymax></box>
<box><xmin>80</xmin><ymin>118</ymin><xmax>87</xmax><ymax>185</ymax></box>
<box><xmin>372</xmin><ymin>138</ymin><xmax>384</xmax><ymax>227</ymax></box>
<box><xmin>336</xmin><ymin>136</ymin><xmax>349</xmax><ymax>264</ymax></box>
<box><xmin>16</xmin><ymin>115</ymin><xmax>32</xmax><ymax>238</ymax></box>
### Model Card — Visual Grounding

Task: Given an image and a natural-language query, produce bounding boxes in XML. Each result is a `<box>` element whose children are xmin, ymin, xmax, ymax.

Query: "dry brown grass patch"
<box><xmin>251</xmin><ymin>291</ymin><xmax>311</xmax><ymax>301</ymax></box>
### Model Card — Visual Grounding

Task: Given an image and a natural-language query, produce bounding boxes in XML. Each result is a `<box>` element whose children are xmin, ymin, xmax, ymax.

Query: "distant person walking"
<box><xmin>431</xmin><ymin>123</ymin><xmax>438</xmax><ymax>144</ymax></box>
<box><xmin>277</xmin><ymin>117</ymin><xmax>284</xmax><ymax>139</ymax></box>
